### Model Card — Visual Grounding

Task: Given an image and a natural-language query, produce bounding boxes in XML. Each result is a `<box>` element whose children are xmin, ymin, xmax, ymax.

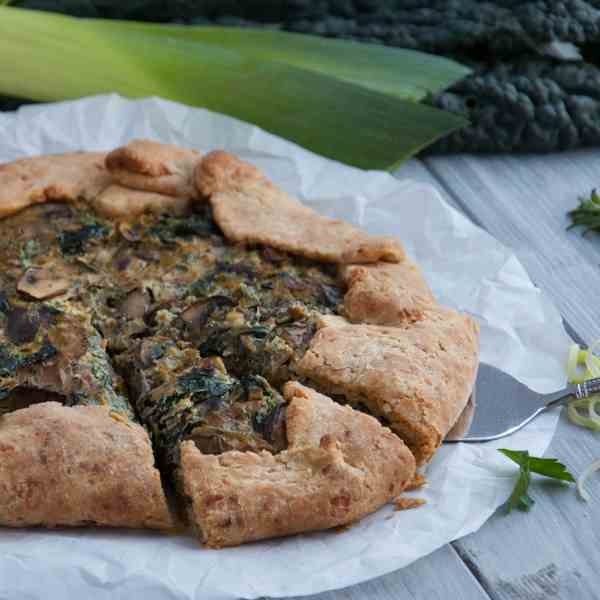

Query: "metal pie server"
<box><xmin>445</xmin><ymin>363</ymin><xmax>600</xmax><ymax>442</ymax></box>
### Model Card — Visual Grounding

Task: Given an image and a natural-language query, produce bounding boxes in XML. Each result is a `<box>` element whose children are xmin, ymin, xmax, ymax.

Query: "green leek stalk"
<box><xmin>0</xmin><ymin>6</ymin><xmax>469</xmax><ymax>169</ymax></box>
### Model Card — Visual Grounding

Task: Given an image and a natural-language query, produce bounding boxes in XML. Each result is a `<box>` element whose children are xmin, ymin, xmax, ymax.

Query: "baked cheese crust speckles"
<box><xmin>106</xmin><ymin>139</ymin><xmax>201</xmax><ymax>199</ymax></box>
<box><xmin>0</xmin><ymin>152</ymin><xmax>111</xmax><ymax>219</ymax></box>
<box><xmin>341</xmin><ymin>259</ymin><xmax>436</xmax><ymax>325</ymax></box>
<box><xmin>196</xmin><ymin>151</ymin><xmax>405</xmax><ymax>264</ymax></box>
<box><xmin>0</xmin><ymin>402</ymin><xmax>172</xmax><ymax>529</ymax></box>
<box><xmin>296</xmin><ymin>311</ymin><xmax>480</xmax><ymax>466</ymax></box>
<box><xmin>178</xmin><ymin>382</ymin><xmax>415</xmax><ymax>547</ymax></box>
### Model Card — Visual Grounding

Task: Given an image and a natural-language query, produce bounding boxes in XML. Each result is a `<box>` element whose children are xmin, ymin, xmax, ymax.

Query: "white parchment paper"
<box><xmin>0</xmin><ymin>95</ymin><xmax>572</xmax><ymax>600</ymax></box>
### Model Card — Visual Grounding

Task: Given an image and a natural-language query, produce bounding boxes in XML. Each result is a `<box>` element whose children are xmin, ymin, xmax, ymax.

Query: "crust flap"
<box><xmin>0</xmin><ymin>402</ymin><xmax>172</xmax><ymax>529</ymax></box>
<box><xmin>178</xmin><ymin>383</ymin><xmax>415</xmax><ymax>547</ymax></box>
<box><xmin>106</xmin><ymin>139</ymin><xmax>201</xmax><ymax>199</ymax></box>
<box><xmin>0</xmin><ymin>152</ymin><xmax>111</xmax><ymax>219</ymax></box>
<box><xmin>341</xmin><ymin>259</ymin><xmax>436</xmax><ymax>325</ymax></box>
<box><xmin>195</xmin><ymin>151</ymin><xmax>404</xmax><ymax>264</ymax></box>
<box><xmin>296</xmin><ymin>309</ymin><xmax>480</xmax><ymax>466</ymax></box>
<box><xmin>92</xmin><ymin>184</ymin><xmax>192</xmax><ymax>219</ymax></box>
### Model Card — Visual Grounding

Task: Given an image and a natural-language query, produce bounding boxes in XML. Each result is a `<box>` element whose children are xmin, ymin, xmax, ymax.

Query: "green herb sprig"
<box><xmin>499</xmin><ymin>449</ymin><xmax>575</xmax><ymax>513</ymax></box>
<box><xmin>568</xmin><ymin>189</ymin><xmax>600</xmax><ymax>235</ymax></box>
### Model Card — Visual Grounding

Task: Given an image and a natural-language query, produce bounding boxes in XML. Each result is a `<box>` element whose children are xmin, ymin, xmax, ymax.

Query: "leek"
<box><xmin>0</xmin><ymin>6</ymin><xmax>467</xmax><ymax>169</ymax></box>
<box><xmin>83</xmin><ymin>21</ymin><xmax>470</xmax><ymax>102</ymax></box>
<box><xmin>577</xmin><ymin>458</ymin><xmax>600</xmax><ymax>502</ymax></box>
<box><xmin>566</xmin><ymin>342</ymin><xmax>600</xmax><ymax>431</ymax></box>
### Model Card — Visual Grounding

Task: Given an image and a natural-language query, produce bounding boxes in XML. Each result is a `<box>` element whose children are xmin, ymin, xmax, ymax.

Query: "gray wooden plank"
<box><xmin>282</xmin><ymin>545</ymin><xmax>489</xmax><ymax>600</ymax></box>
<box><xmin>424</xmin><ymin>150</ymin><xmax>600</xmax><ymax>344</ymax></box>
<box><xmin>417</xmin><ymin>151</ymin><xmax>600</xmax><ymax>600</ymax></box>
<box><xmin>452</xmin><ymin>414</ymin><xmax>600</xmax><ymax>600</ymax></box>
<box><xmin>295</xmin><ymin>158</ymin><xmax>491</xmax><ymax>600</ymax></box>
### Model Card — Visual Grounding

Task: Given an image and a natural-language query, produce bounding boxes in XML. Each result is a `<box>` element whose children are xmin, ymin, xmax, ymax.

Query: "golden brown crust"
<box><xmin>92</xmin><ymin>184</ymin><xmax>192</xmax><ymax>219</ymax></box>
<box><xmin>0</xmin><ymin>152</ymin><xmax>111</xmax><ymax>219</ymax></box>
<box><xmin>105</xmin><ymin>139</ymin><xmax>201</xmax><ymax>198</ymax></box>
<box><xmin>296</xmin><ymin>310</ymin><xmax>480</xmax><ymax>466</ymax></box>
<box><xmin>341</xmin><ymin>259</ymin><xmax>436</xmax><ymax>325</ymax></box>
<box><xmin>194</xmin><ymin>150</ymin><xmax>268</xmax><ymax>198</ymax></box>
<box><xmin>0</xmin><ymin>402</ymin><xmax>172</xmax><ymax>529</ymax></box>
<box><xmin>195</xmin><ymin>151</ymin><xmax>404</xmax><ymax>264</ymax></box>
<box><xmin>178</xmin><ymin>383</ymin><xmax>415</xmax><ymax>548</ymax></box>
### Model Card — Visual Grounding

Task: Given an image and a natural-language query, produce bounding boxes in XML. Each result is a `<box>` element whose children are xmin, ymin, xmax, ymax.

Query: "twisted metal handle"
<box><xmin>575</xmin><ymin>378</ymin><xmax>600</xmax><ymax>399</ymax></box>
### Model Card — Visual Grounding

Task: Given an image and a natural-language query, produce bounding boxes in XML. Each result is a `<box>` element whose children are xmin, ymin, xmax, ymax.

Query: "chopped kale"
<box><xmin>17</xmin><ymin>341</ymin><xmax>58</xmax><ymax>368</ymax></box>
<box><xmin>238</xmin><ymin>326</ymin><xmax>270</xmax><ymax>340</ymax></box>
<box><xmin>320</xmin><ymin>282</ymin><xmax>343</xmax><ymax>308</ymax></box>
<box><xmin>19</xmin><ymin>239</ymin><xmax>41</xmax><ymax>268</ymax></box>
<box><xmin>0</xmin><ymin>293</ymin><xmax>10</xmax><ymax>315</ymax></box>
<box><xmin>150</xmin><ymin>214</ymin><xmax>217</xmax><ymax>244</ymax></box>
<box><xmin>0</xmin><ymin>340</ymin><xmax>56</xmax><ymax>375</ymax></box>
<box><xmin>58</xmin><ymin>223</ymin><xmax>109</xmax><ymax>255</ymax></box>
<box><xmin>0</xmin><ymin>346</ymin><xmax>19</xmax><ymax>377</ymax></box>
<box><xmin>177</xmin><ymin>367</ymin><xmax>236</xmax><ymax>401</ymax></box>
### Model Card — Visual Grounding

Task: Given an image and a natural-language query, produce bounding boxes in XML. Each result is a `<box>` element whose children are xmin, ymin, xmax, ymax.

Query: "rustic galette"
<box><xmin>0</xmin><ymin>140</ymin><xmax>479</xmax><ymax>547</ymax></box>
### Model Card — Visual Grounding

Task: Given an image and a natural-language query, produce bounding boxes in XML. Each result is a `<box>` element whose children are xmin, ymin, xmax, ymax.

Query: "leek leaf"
<box><xmin>83</xmin><ymin>21</ymin><xmax>470</xmax><ymax>101</ymax></box>
<box><xmin>0</xmin><ymin>7</ymin><xmax>466</xmax><ymax>169</ymax></box>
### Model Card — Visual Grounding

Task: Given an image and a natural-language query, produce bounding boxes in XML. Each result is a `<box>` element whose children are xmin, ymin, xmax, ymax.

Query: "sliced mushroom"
<box><xmin>180</xmin><ymin>296</ymin><xmax>233</xmax><ymax>332</ymax></box>
<box><xmin>119</xmin><ymin>222</ymin><xmax>143</xmax><ymax>242</ymax></box>
<box><xmin>5</xmin><ymin>306</ymin><xmax>39</xmax><ymax>345</ymax></box>
<box><xmin>17</xmin><ymin>268</ymin><xmax>70</xmax><ymax>300</ymax></box>
<box><xmin>261</xmin><ymin>404</ymin><xmax>287</xmax><ymax>449</ymax></box>
<box><xmin>121</xmin><ymin>288</ymin><xmax>151</xmax><ymax>320</ymax></box>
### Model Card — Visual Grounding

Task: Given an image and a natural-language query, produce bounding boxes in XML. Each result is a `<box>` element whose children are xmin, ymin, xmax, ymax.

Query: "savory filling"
<box><xmin>0</xmin><ymin>202</ymin><xmax>345</xmax><ymax>467</ymax></box>
<box><xmin>116</xmin><ymin>337</ymin><xmax>287</xmax><ymax>472</ymax></box>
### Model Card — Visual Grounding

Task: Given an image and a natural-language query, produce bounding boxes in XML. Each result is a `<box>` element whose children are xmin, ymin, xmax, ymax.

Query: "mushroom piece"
<box><xmin>17</xmin><ymin>268</ymin><xmax>70</xmax><ymax>300</ymax></box>
<box><xmin>5</xmin><ymin>306</ymin><xmax>39</xmax><ymax>345</ymax></box>
<box><xmin>119</xmin><ymin>222</ymin><xmax>143</xmax><ymax>242</ymax></box>
<box><xmin>180</xmin><ymin>296</ymin><xmax>233</xmax><ymax>332</ymax></box>
<box><xmin>121</xmin><ymin>288</ymin><xmax>152</xmax><ymax>320</ymax></box>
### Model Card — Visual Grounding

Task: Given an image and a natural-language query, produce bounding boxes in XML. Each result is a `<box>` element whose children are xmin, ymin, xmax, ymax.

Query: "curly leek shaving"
<box><xmin>566</xmin><ymin>340</ymin><xmax>600</xmax><ymax>501</ymax></box>
<box><xmin>566</xmin><ymin>341</ymin><xmax>600</xmax><ymax>431</ymax></box>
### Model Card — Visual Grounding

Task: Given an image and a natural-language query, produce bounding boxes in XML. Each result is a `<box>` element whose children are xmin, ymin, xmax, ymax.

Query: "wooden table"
<box><xmin>282</xmin><ymin>151</ymin><xmax>600</xmax><ymax>600</ymax></box>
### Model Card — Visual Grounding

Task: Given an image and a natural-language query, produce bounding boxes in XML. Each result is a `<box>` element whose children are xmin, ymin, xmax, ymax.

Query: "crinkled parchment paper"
<box><xmin>0</xmin><ymin>95</ymin><xmax>571</xmax><ymax>600</ymax></box>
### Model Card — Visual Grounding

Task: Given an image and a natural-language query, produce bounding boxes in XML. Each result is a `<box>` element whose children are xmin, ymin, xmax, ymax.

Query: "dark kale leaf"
<box><xmin>0</xmin><ymin>340</ymin><xmax>56</xmax><ymax>376</ymax></box>
<box><xmin>0</xmin><ymin>293</ymin><xmax>10</xmax><ymax>315</ymax></box>
<box><xmin>320</xmin><ymin>282</ymin><xmax>343</xmax><ymax>308</ymax></box>
<box><xmin>150</xmin><ymin>214</ymin><xmax>217</xmax><ymax>244</ymax></box>
<box><xmin>59</xmin><ymin>223</ymin><xmax>109</xmax><ymax>255</ymax></box>
<box><xmin>0</xmin><ymin>346</ymin><xmax>19</xmax><ymax>377</ymax></box>
<box><xmin>177</xmin><ymin>367</ymin><xmax>236</xmax><ymax>401</ymax></box>
<box><xmin>238</xmin><ymin>326</ymin><xmax>270</xmax><ymax>340</ymax></box>
<box><xmin>18</xmin><ymin>341</ymin><xmax>58</xmax><ymax>368</ymax></box>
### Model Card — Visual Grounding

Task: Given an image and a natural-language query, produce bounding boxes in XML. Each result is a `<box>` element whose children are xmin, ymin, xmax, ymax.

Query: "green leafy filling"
<box><xmin>59</xmin><ymin>222</ymin><xmax>109</xmax><ymax>255</ymax></box>
<box><xmin>150</xmin><ymin>214</ymin><xmax>217</xmax><ymax>244</ymax></box>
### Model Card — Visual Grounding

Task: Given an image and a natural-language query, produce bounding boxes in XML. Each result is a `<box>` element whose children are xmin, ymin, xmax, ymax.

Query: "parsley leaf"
<box><xmin>499</xmin><ymin>449</ymin><xmax>575</xmax><ymax>513</ymax></box>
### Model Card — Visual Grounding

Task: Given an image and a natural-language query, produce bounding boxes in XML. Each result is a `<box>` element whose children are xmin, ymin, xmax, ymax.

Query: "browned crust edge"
<box><xmin>0</xmin><ymin>402</ymin><xmax>173</xmax><ymax>530</ymax></box>
<box><xmin>177</xmin><ymin>382</ymin><xmax>415</xmax><ymax>548</ymax></box>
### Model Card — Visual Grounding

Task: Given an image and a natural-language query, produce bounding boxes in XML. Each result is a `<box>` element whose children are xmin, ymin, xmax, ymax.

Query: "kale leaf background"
<box><xmin>4</xmin><ymin>0</ymin><xmax>600</xmax><ymax>154</ymax></box>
